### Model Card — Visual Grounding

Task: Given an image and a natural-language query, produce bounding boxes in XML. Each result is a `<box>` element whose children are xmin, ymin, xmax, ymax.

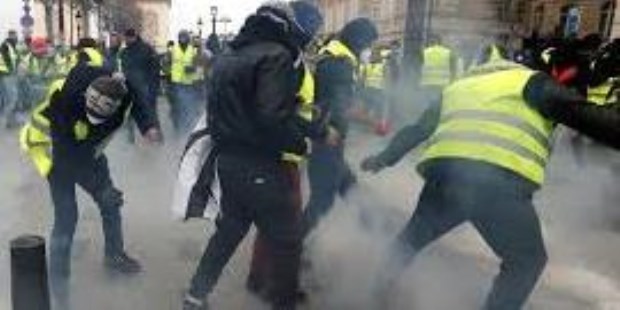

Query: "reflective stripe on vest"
<box><xmin>171</xmin><ymin>45</ymin><xmax>198</xmax><ymax>85</ymax></box>
<box><xmin>282</xmin><ymin>64</ymin><xmax>315</xmax><ymax>164</ymax></box>
<box><xmin>420</xmin><ymin>61</ymin><xmax>554</xmax><ymax>185</ymax></box>
<box><xmin>421</xmin><ymin>45</ymin><xmax>452</xmax><ymax>87</ymax></box>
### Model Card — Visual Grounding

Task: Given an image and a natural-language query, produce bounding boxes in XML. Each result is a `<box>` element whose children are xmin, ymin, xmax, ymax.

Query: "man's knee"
<box><xmin>95</xmin><ymin>187</ymin><xmax>123</xmax><ymax>215</ymax></box>
<box><xmin>505</xmin><ymin>245</ymin><xmax>548</xmax><ymax>277</ymax></box>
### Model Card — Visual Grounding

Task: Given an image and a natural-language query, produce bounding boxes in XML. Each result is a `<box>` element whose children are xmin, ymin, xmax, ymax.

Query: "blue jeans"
<box><xmin>302</xmin><ymin>142</ymin><xmax>356</xmax><ymax>237</ymax></box>
<box><xmin>0</xmin><ymin>75</ymin><xmax>18</xmax><ymax>122</ymax></box>
<box><xmin>47</xmin><ymin>155</ymin><xmax>125</xmax><ymax>304</ymax></box>
<box><xmin>382</xmin><ymin>159</ymin><xmax>547</xmax><ymax>310</ymax></box>
<box><xmin>169</xmin><ymin>83</ymin><xmax>201</xmax><ymax>137</ymax></box>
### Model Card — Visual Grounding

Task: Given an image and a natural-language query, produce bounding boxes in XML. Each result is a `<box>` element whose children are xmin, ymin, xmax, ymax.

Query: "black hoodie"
<box><xmin>207</xmin><ymin>8</ymin><xmax>310</xmax><ymax>159</ymax></box>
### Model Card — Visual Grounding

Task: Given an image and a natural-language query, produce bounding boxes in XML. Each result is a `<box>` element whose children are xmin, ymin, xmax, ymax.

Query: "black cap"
<box><xmin>339</xmin><ymin>18</ymin><xmax>378</xmax><ymax>55</ymax></box>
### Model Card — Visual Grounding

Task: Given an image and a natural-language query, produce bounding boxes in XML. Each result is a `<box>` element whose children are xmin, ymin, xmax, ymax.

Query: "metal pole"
<box><xmin>402</xmin><ymin>0</ymin><xmax>428</xmax><ymax>87</ymax></box>
<box><xmin>59</xmin><ymin>0</ymin><xmax>65</xmax><ymax>44</ymax></box>
<box><xmin>11</xmin><ymin>235</ymin><xmax>51</xmax><ymax>310</ymax></box>
<box><xmin>70</xmin><ymin>0</ymin><xmax>74</xmax><ymax>45</ymax></box>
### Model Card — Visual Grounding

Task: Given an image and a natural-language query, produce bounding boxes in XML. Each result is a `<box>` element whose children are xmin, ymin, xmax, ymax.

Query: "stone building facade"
<box><xmin>32</xmin><ymin>0</ymin><xmax>171</xmax><ymax>48</ymax></box>
<box><xmin>317</xmin><ymin>0</ymin><xmax>619</xmax><ymax>45</ymax></box>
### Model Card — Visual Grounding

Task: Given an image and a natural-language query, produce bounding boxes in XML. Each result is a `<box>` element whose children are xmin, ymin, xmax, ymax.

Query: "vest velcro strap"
<box><xmin>429</xmin><ymin>130</ymin><xmax>547</xmax><ymax>167</ymax></box>
<box><xmin>442</xmin><ymin>109</ymin><xmax>550</xmax><ymax>150</ymax></box>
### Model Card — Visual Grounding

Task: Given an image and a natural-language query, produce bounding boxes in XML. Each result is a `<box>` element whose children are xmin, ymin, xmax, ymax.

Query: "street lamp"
<box><xmin>210</xmin><ymin>6</ymin><xmax>218</xmax><ymax>35</ymax></box>
<box><xmin>76</xmin><ymin>10</ymin><xmax>82</xmax><ymax>39</ymax></box>
<box><xmin>197</xmin><ymin>17</ymin><xmax>204</xmax><ymax>38</ymax></box>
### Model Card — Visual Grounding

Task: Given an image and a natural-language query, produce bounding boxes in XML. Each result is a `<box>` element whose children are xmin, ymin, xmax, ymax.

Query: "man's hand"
<box><xmin>325</xmin><ymin>126</ymin><xmax>341</xmax><ymax>146</ymax></box>
<box><xmin>360</xmin><ymin>155</ymin><xmax>386</xmax><ymax>173</ymax></box>
<box><xmin>143</xmin><ymin>127</ymin><xmax>163</xmax><ymax>144</ymax></box>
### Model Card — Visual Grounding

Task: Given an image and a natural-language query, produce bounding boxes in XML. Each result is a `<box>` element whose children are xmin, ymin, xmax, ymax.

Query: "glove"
<box><xmin>361</xmin><ymin>155</ymin><xmax>386</xmax><ymax>173</ymax></box>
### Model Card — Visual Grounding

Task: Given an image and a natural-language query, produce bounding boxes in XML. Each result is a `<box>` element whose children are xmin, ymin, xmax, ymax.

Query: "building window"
<box><xmin>560</xmin><ymin>4</ymin><xmax>581</xmax><ymax>37</ymax></box>
<box><xmin>533</xmin><ymin>4</ymin><xmax>544</xmax><ymax>33</ymax></box>
<box><xmin>599</xmin><ymin>1</ymin><xmax>616</xmax><ymax>38</ymax></box>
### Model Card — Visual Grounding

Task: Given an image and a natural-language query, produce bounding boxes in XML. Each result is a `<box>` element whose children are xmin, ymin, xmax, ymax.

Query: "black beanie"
<box><xmin>339</xmin><ymin>18</ymin><xmax>378</xmax><ymax>56</ymax></box>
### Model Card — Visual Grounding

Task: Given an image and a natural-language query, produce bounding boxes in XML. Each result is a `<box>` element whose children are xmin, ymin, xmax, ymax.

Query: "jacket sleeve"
<box><xmin>375</xmin><ymin>100</ymin><xmax>442</xmax><ymax>166</ymax></box>
<box><xmin>254</xmin><ymin>50</ymin><xmax>307</xmax><ymax>155</ymax></box>
<box><xmin>524</xmin><ymin>72</ymin><xmax>620</xmax><ymax>149</ymax></box>
<box><xmin>315</xmin><ymin>58</ymin><xmax>356</xmax><ymax>136</ymax></box>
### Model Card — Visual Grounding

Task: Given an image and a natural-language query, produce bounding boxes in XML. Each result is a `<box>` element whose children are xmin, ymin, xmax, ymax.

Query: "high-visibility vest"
<box><xmin>170</xmin><ymin>45</ymin><xmax>198</xmax><ymax>85</ymax></box>
<box><xmin>20</xmin><ymin>48</ymin><xmax>107</xmax><ymax>177</ymax></box>
<box><xmin>489</xmin><ymin>45</ymin><xmax>504</xmax><ymax>62</ymax></box>
<box><xmin>53</xmin><ymin>52</ymin><xmax>71</xmax><ymax>77</ymax></box>
<box><xmin>21</xmin><ymin>53</ymin><xmax>41</xmax><ymax>76</ymax></box>
<box><xmin>68</xmin><ymin>48</ymin><xmax>104</xmax><ymax>69</ymax></box>
<box><xmin>282</xmin><ymin>64</ymin><xmax>316</xmax><ymax>164</ymax></box>
<box><xmin>588</xmin><ymin>79</ymin><xmax>615</xmax><ymax>106</ymax></box>
<box><xmin>19</xmin><ymin>79</ymin><xmax>66</xmax><ymax>177</ymax></box>
<box><xmin>421</xmin><ymin>45</ymin><xmax>453</xmax><ymax>87</ymax></box>
<box><xmin>0</xmin><ymin>44</ymin><xmax>17</xmax><ymax>73</ymax></box>
<box><xmin>419</xmin><ymin>61</ymin><xmax>555</xmax><ymax>185</ymax></box>
<box><xmin>362</xmin><ymin>62</ymin><xmax>385</xmax><ymax>89</ymax></box>
<box><xmin>318</xmin><ymin>40</ymin><xmax>358</xmax><ymax>67</ymax></box>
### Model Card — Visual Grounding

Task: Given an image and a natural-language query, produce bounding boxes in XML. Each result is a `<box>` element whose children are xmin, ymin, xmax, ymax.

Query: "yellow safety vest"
<box><xmin>489</xmin><ymin>45</ymin><xmax>504</xmax><ymax>62</ymax></box>
<box><xmin>170</xmin><ymin>45</ymin><xmax>198</xmax><ymax>85</ymax></box>
<box><xmin>19</xmin><ymin>79</ymin><xmax>66</xmax><ymax>177</ymax></box>
<box><xmin>68</xmin><ymin>48</ymin><xmax>104</xmax><ymax>70</ymax></box>
<box><xmin>282</xmin><ymin>64</ymin><xmax>316</xmax><ymax>164</ymax></box>
<box><xmin>421</xmin><ymin>45</ymin><xmax>453</xmax><ymax>87</ymax></box>
<box><xmin>0</xmin><ymin>44</ymin><xmax>17</xmax><ymax>73</ymax></box>
<box><xmin>22</xmin><ymin>53</ymin><xmax>41</xmax><ymax>76</ymax></box>
<box><xmin>318</xmin><ymin>40</ymin><xmax>358</xmax><ymax>67</ymax></box>
<box><xmin>419</xmin><ymin>61</ymin><xmax>555</xmax><ymax>185</ymax></box>
<box><xmin>362</xmin><ymin>62</ymin><xmax>385</xmax><ymax>89</ymax></box>
<box><xmin>588</xmin><ymin>79</ymin><xmax>615</xmax><ymax>106</ymax></box>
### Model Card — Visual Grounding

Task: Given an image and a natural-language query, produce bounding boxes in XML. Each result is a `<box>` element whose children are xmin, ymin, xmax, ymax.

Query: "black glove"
<box><xmin>361</xmin><ymin>155</ymin><xmax>386</xmax><ymax>173</ymax></box>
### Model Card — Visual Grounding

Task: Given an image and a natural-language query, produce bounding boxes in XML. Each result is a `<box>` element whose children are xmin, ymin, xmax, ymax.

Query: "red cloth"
<box><xmin>248</xmin><ymin>162</ymin><xmax>302</xmax><ymax>292</ymax></box>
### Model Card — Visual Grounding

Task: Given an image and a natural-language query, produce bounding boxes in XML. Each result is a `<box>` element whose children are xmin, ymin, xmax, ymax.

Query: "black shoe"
<box><xmin>182</xmin><ymin>294</ymin><xmax>209</xmax><ymax>310</ymax></box>
<box><xmin>104</xmin><ymin>252</ymin><xmax>143</xmax><ymax>274</ymax></box>
<box><xmin>246</xmin><ymin>277</ymin><xmax>271</xmax><ymax>303</ymax></box>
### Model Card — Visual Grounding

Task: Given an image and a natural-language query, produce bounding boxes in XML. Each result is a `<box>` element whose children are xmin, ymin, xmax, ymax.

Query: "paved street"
<box><xmin>2</xmin><ymin>119</ymin><xmax>620</xmax><ymax>309</ymax></box>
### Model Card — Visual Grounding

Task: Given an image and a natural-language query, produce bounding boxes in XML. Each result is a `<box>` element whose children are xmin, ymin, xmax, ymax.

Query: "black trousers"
<box><xmin>189</xmin><ymin>153</ymin><xmax>302</xmax><ymax>309</ymax></box>
<box><xmin>302</xmin><ymin>142</ymin><xmax>356</xmax><ymax>238</ymax></box>
<box><xmin>47</xmin><ymin>155</ymin><xmax>124</xmax><ymax>306</ymax></box>
<box><xmin>381</xmin><ymin>160</ymin><xmax>547</xmax><ymax>310</ymax></box>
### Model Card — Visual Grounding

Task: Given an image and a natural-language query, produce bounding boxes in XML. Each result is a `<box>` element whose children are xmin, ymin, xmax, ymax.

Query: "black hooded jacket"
<box><xmin>207</xmin><ymin>9</ymin><xmax>310</xmax><ymax>159</ymax></box>
<box><xmin>315</xmin><ymin>19</ymin><xmax>377</xmax><ymax>138</ymax></box>
<box><xmin>46</xmin><ymin>63</ymin><xmax>159</xmax><ymax>163</ymax></box>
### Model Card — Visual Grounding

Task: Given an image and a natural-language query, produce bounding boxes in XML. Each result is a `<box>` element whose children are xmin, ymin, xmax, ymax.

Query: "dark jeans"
<box><xmin>47</xmin><ymin>156</ymin><xmax>125</xmax><ymax>303</ymax></box>
<box><xmin>302</xmin><ymin>142</ymin><xmax>356</xmax><ymax>237</ymax></box>
<box><xmin>247</xmin><ymin>162</ymin><xmax>302</xmax><ymax>295</ymax></box>
<box><xmin>169</xmin><ymin>83</ymin><xmax>200</xmax><ymax>138</ymax></box>
<box><xmin>189</xmin><ymin>153</ymin><xmax>302</xmax><ymax>309</ymax></box>
<box><xmin>382</xmin><ymin>160</ymin><xmax>547</xmax><ymax>310</ymax></box>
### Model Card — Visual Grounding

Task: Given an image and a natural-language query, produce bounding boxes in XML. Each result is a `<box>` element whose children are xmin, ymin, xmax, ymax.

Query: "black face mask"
<box><xmin>8</xmin><ymin>38</ymin><xmax>17</xmax><ymax>46</ymax></box>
